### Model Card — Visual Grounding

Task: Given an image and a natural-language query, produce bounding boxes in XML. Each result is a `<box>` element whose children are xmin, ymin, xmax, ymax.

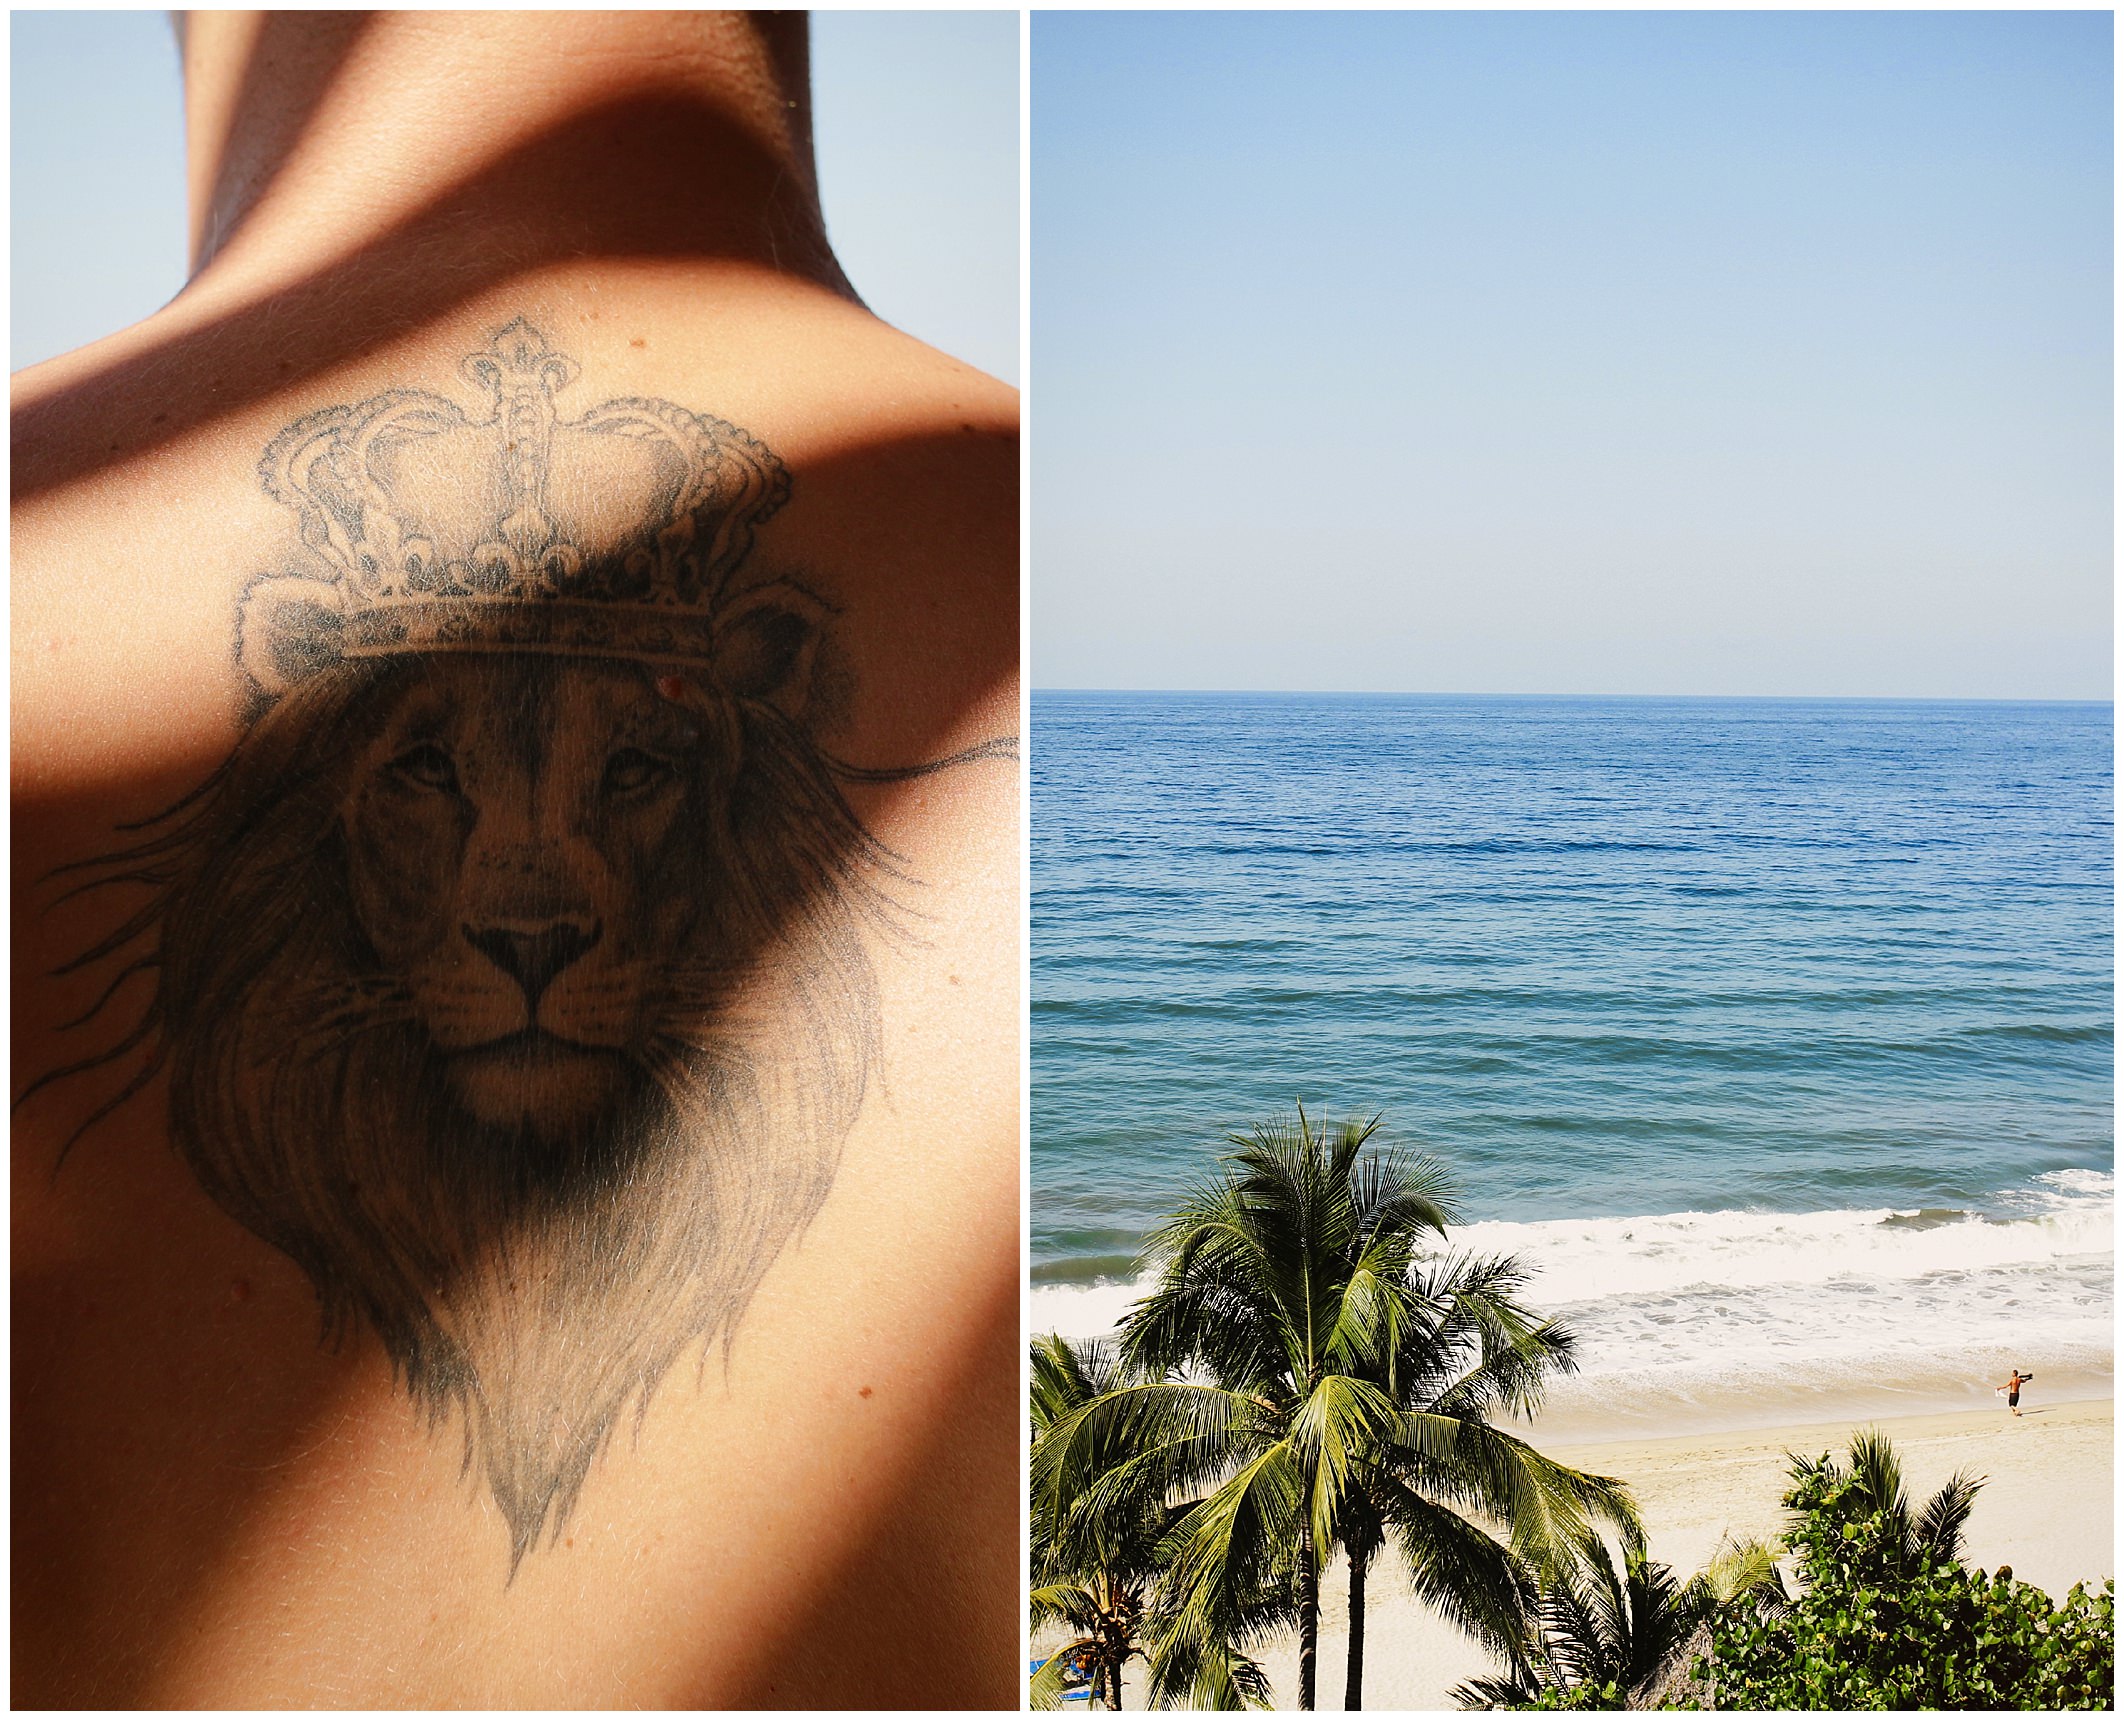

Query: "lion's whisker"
<box><xmin>277</xmin><ymin>976</ymin><xmax>414</xmax><ymax>1016</ymax></box>
<box><xmin>249</xmin><ymin>1001</ymin><xmax>426</xmax><ymax>1067</ymax></box>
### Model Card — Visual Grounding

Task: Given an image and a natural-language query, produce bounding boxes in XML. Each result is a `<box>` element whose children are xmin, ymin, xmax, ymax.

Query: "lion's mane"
<box><xmin>49</xmin><ymin>655</ymin><xmax>893</xmax><ymax>1567</ymax></box>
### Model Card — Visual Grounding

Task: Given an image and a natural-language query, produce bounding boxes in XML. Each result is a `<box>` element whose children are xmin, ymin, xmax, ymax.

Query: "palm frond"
<box><xmin>1696</xmin><ymin>1534</ymin><xmax>1790</xmax><ymax>1616</ymax></box>
<box><xmin>1373</xmin><ymin>1476</ymin><xmax>1538</xmax><ymax>1663</ymax></box>
<box><xmin>1290</xmin><ymin>1373</ymin><xmax>1402</xmax><ymax>1489</ymax></box>
<box><xmin>1411</xmin><ymin>1415</ymin><xmax>1643</xmax><ymax>1574</ymax></box>
<box><xmin>1915</xmin><ymin>1469</ymin><xmax>1985</xmax><ymax>1562</ymax></box>
<box><xmin>1143</xmin><ymin>1622</ymin><xmax>1277</xmax><ymax>1711</ymax></box>
<box><xmin>1451</xmin><ymin>1667</ymin><xmax>1544</xmax><ymax>1709</ymax></box>
<box><xmin>1031</xmin><ymin>1581</ymin><xmax>1103</xmax><ymax>1632</ymax></box>
<box><xmin>1034</xmin><ymin>1378</ymin><xmax>1262</xmax><ymax>1552</ymax></box>
<box><xmin>1158</xmin><ymin>1440</ymin><xmax>1306</xmax><ymax>1639</ymax></box>
<box><xmin>1032</xmin><ymin>1331</ymin><xmax>1130</xmax><ymax>1435</ymax></box>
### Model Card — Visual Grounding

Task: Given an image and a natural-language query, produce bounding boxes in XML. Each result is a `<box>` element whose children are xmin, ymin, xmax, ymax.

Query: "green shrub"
<box><xmin>1704</xmin><ymin>1458</ymin><xmax>2114</xmax><ymax>1710</ymax></box>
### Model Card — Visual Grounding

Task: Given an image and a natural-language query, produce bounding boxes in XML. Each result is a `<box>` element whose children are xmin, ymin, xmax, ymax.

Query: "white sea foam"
<box><xmin>1449</xmin><ymin>1179</ymin><xmax>2112</xmax><ymax>1307</ymax></box>
<box><xmin>1027</xmin><ymin>1171</ymin><xmax>2114</xmax><ymax>1429</ymax></box>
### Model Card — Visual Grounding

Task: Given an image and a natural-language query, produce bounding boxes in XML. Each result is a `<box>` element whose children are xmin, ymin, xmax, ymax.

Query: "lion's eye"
<box><xmin>603</xmin><ymin>748</ymin><xmax>676</xmax><ymax>796</ymax></box>
<box><xmin>390</xmin><ymin>742</ymin><xmax>459</xmax><ymax>793</ymax></box>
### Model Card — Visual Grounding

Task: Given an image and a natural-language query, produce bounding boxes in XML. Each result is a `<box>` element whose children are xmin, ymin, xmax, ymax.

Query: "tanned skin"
<box><xmin>13</xmin><ymin>13</ymin><xmax>1018</xmax><ymax>1707</ymax></box>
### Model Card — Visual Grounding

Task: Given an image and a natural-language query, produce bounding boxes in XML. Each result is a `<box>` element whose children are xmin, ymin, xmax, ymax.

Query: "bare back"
<box><xmin>13</xmin><ymin>21</ymin><xmax>1019</xmax><ymax>1703</ymax></box>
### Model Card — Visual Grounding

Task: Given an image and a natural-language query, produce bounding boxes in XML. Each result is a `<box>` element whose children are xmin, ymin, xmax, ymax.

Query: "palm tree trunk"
<box><xmin>1345</xmin><ymin>1541</ymin><xmax>1370</xmax><ymax>1710</ymax></box>
<box><xmin>1298</xmin><ymin>1521</ymin><xmax>1320</xmax><ymax>1710</ymax></box>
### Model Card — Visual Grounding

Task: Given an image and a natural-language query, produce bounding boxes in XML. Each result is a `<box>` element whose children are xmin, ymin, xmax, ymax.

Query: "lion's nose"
<box><xmin>464</xmin><ymin>920</ymin><xmax>602</xmax><ymax>1009</ymax></box>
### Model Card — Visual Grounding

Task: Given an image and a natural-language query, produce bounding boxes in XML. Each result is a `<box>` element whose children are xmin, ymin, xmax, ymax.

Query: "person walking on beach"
<box><xmin>2001</xmin><ymin>1368</ymin><xmax>2033</xmax><ymax>1416</ymax></box>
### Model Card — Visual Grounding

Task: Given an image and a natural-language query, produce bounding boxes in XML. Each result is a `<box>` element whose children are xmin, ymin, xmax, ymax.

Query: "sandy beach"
<box><xmin>1062</xmin><ymin>1396</ymin><xmax>2112</xmax><ymax>1711</ymax></box>
<box><xmin>1248</xmin><ymin>1397</ymin><xmax>2115</xmax><ymax>1712</ymax></box>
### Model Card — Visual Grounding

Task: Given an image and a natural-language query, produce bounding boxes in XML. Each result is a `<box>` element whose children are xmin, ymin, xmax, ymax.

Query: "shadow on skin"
<box><xmin>15</xmin><ymin>87</ymin><xmax>851</xmax><ymax>504</ymax></box>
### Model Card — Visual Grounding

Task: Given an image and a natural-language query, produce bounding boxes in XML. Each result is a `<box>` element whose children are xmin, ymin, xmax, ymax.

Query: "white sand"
<box><xmin>1229</xmin><ymin>1398</ymin><xmax>2112</xmax><ymax>1711</ymax></box>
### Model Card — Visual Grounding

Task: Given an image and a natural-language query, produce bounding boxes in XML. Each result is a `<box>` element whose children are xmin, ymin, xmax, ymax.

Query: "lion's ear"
<box><xmin>237</xmin><ymin>577</ymin><xmax>346</xmax><ymax>696</ymax></box>
<box><xmin>711</xmin><ymin>581</ymin><xmax>828</xmax><ymax>720</ymax></box>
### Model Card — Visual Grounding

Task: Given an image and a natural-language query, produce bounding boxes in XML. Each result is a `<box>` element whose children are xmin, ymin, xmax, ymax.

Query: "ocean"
<box><xmin>1031</xmin><ymin>692</ymin><xmax>2113</xmax><ymax>1432</ymax></box>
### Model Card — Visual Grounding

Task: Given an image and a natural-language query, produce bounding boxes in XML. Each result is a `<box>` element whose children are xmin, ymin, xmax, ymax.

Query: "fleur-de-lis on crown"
<box><xmin>460</xmin><ymin>317</ymin><xmax>582</xmax><ymax>590</ymax></box>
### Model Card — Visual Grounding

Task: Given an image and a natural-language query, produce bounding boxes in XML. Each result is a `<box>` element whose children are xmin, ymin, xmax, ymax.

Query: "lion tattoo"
<box><xmin>27</xmin><ymin>322</ymin><xmax>996</xmax><ymax>1570</ymax></box>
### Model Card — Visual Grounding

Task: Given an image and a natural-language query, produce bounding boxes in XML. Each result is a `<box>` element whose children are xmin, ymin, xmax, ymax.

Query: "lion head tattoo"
<box><xmin>30</xmin><ymin>323</ymin><xmax>937</xmax><ymax>1569</ymax></box>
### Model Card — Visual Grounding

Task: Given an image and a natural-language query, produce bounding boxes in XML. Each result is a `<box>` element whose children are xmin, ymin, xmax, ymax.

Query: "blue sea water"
<box><xmin>1031</xmin><ymin>692</ymin><xmax>2113</xmax><ymax>1424</ymax></box>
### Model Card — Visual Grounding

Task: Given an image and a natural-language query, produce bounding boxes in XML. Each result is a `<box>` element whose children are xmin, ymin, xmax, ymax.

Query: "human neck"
<box><xmin>178</xmin><ymin>10</ymin><xmax>846</xmax><ymax>305</ymax></box>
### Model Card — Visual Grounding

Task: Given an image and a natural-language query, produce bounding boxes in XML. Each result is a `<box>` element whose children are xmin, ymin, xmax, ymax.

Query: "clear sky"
<box><xmin>10</xmin><ymin>10</ymin><xmax>1018</xmax><ymax>382</ymax></box>
<box><xmin>1034</xmin><ymin>10</ymin><xmax>2111</xmax><ymax>699</ymax></box>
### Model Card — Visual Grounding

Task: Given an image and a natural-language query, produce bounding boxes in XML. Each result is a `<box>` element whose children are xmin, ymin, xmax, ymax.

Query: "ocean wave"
<box><xmin>2026</xmin><ymin>1166</ymin><xmax>2113</xmax><ymax>1201</ymax></box>
<box><xmin>1026</xmin><ymin>1171</ymin><xmax>2114</xmax><ymax>1416</ymax></box>
<box><xmin>1958</xmin><ymin>1021</ymin><xmax>2113</xmax><ymax>1046</ymax></box>
<box><xmin>1443</xmin><ymin>1183</ymin><xmax>2111</xmax><ymax>1307</ymax></box>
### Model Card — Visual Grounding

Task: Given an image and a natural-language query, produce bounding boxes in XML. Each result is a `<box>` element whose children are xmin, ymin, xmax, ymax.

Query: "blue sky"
<box><xmin>1035</xmin><ymin>10</ymin><xmax>2111</xmax><ymax>698</ymax></box>
<box><xmin>10</xmin><ymin>10</ymin><xmax>1018</xmax><ymax>381</ymax></box>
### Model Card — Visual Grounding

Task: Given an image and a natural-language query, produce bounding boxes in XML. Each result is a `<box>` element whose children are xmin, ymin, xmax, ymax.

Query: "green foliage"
<box><xmin>1462</xmin><ymin>1427</ymin><xmax>2114</xmax><ymax>1712</ymax></box>
<box><xmin>1037</xmin><ymin>1128</ymin><xmax>2113</xmax><ymax>1715</ymax></box>
<box><xmin>1031</xmin><ymin>1335</ymin><xmax>1189</xmax><ymax>1708</ymax></box>
<box><xmin>1451</xmin><ymin>1533</ymin><xmax>1786</xmax><ymax>1710</ymax></box>
<box><xmin>1519</xmin><ymin>1677</ymin><xmax>1629</xmax><ymax>1711</ymax></box>
<box><xmin>1703</xmin><ymin>1434</ymin><xmax>2115</xmax><ymax>1710</ymax></box>
<box><xmin>1036</xmin><ymin>1107</ymin><xmax>1639</xmax><ymax>1710</ymax></box>
<box><xmin>1029</xmin><ymin>1333</ymin><xmax>1283</xmax><ymax>1709</ymax></box>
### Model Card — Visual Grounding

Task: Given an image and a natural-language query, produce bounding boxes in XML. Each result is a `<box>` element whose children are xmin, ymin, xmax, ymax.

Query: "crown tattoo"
<box><xmin>238</xmin><ymin>319</ymin><xmax>791</xmax><ymax>693</ymax></box>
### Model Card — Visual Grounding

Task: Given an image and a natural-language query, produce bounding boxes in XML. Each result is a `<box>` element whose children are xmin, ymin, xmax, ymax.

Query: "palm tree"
<box><xmin>1335</xmin><ymin>1249</ymin><xmax>1642</xmax><ymax>1708</ymax></box>
<box><xmin>1041</xmin><ymin>1108</ymin><xmax>1639</xmax><ymax>1710</ymax></box>
<box><xmin>1451</xmin><ymin>1533</ymin><xmax>1788</xmax><ymax>1710</ymax></box>
<box><xmin>1030</xmin><ymin>1333</ymin><xmax>1281</xmax><ymax>1710</ymax></box>
<box><xmin>1029</xmin><ymin>1575</ymin><xmax>1137</xmax><ymax>1710</ymax></box>
<box><xmin>1031</xmin><ymin>1334</ymin><xmax>1159</xmax><ymax>1708</ymax></box>
<box><xmin>1451</xmin><ymin>1535</ymin><xmax>1705</xmax><ymax>1707</ymax></box>
<box><xmin>1794</xmin><ymin>1427</ymin><xmax>1982</xmax><ymax>1575</ymax></box>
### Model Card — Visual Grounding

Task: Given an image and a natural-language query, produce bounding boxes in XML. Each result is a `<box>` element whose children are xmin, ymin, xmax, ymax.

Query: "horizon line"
<box><xmin>1030</xmin><ymin>686</ymin><xmax>2115</xmax><ymax>706</ymax></box>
